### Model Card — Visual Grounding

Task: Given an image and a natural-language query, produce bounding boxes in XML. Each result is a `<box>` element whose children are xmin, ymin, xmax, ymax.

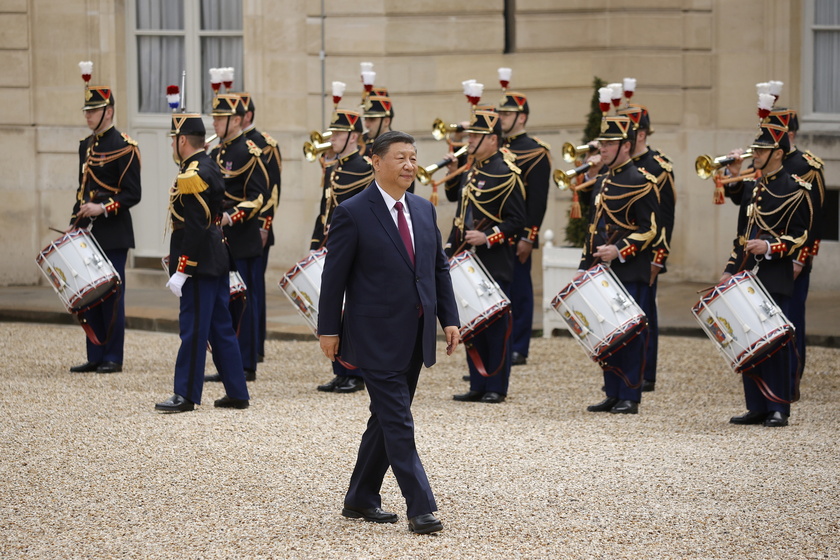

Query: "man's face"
<box><xmin>373</xmin><ymin>141</ymin><xmax>417</xmax><ymax>192</ymax></box>
<box><xmin>212</xmin><ymin>115</ymin><xmax>241</xmax><ymax>139</ymax></box>
<box><xmin>363</xmin><ymin>117</ymin><xmax>386</xmax><ymax>139</ymax></box>
<box><xmin>498</xmin><ymin>111</ymin><xmax>520</xmax><ymax>136</ymax></box>
<box><xmin>84</xmin><ymin>107</ymin><xmax>108</xmax><ymax>131</ymax></box>
<box><xmin>330</xmin><ymin>131</ymin><xmax>350</xmax><ymax>154</ymax></box>
<box><xmin>599</xmin><ymin>139</ymin><xmax>621</xmax><ymax>166</ymax></box>
<box><xmin>468</xmin><ymin>132</ymin><xmax>497</xmax><ymax>160</ymax></box>
<box><xmin>752</xmin><ymin>147</ymin><xmax>772</xmax><ymax>169</ymax></box>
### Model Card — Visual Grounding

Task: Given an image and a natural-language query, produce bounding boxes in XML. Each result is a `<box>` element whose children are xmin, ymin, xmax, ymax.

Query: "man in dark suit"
<box><xmin>155</xmin><ymin>113</ymin><xmax>250</xmax><ymax>413</ymax></box>
<box><xmin>318</xmin><ymin>131</ymin><xmax>460</xmax><ymax>535</ymax></box>
<box><xmin>69</xmin><ymin>85</ymin><xmax>141</xmax><ymax>374</ymax></box>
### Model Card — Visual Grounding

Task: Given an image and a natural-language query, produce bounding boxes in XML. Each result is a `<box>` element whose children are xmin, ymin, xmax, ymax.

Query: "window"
<box><xmin>131</xmin><ymin>0</ymin><xmax>243</xmax><ymax>114</ymax></box>
<box><xmin>803</xmin><ymin>0</ymin><xmax>840</xmax><ymax>120</ymax></box>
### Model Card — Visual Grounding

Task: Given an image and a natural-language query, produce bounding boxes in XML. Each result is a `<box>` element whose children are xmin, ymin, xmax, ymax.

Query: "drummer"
<box><xmin>445</xmin><ymin>109</ymin><xmax>525</xmax><ymax>404</ymax></box>
<box><xmin>580</xmin><ymin>116</ymin><xmax>658</xmax><ymax>415</ymax></box>
<box><xmin>720</xmin><ymin>114</ymin><xmax>810</xmax><ymax>428</ymax></box>
<box><xmin>68</xmin><ymin>83</ymin><xmax>142</xmax><ymax>374</ymax></box>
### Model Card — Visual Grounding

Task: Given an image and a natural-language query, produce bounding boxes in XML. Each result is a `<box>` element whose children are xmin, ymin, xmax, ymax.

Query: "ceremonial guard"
<box><xmin>724</xmin><ymin>109</ymin><xmax>824</xmax><ymax>392</ymax></box>
<box><xmin>722</xmin><ymin>115</ymin><xmax>811</xmax><ymax>427</ymax></box>
<box><xmin>446</xmin><ymin>110</ymin><xmax>526</xmax><ymax>404</ymax></box>
<box><xmin>69</xmin><ymin>84</ymin><xmax>141</xmax><ymax>374</ymax></box>
<box><xmin>310</xmin><ymin>108</ymin><xmax>374</xmax><ymax>393</ymax></box>
<box><xmin>237</xmin><ymin>93</ymin><xmax>281</xmax><ymax>364</ymax></box>
<box><xmin>497</xmin><ymin>91</ymin><xmax>551</xmax><ymax>367</ymax></box>
<box><xmin>581</xmin><ymin>116</ymin><xmax>659</xmax><ymax>415</ymax></box>
<box><xmin>208</xmin><ymin>93</ymin><xmax>269</xmax><ymax>382</ymax></box>
<box><xmin>155</xmin><ymin>113</ymin><xmax>250</xmax><ymax>413</ymax></box>
<box><xmin>617</xmin><ymin>103</ymin><xmax>676</xmax><ymax>392</ymax></box>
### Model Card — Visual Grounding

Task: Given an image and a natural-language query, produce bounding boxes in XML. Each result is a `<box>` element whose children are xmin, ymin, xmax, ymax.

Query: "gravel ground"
<box><xmin>1</xmin><ymin>322</ymin><xmax>838</xmax><ymax>560</ymax></box>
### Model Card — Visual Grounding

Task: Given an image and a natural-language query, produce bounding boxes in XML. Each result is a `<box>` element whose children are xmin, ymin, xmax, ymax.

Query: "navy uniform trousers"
<box><xmin>788</xmin><ymin>269</ymin><xmax>809</xmax><ymax>390</ymax></box>
<box><xmin>176</xmin><ymin>273</ymin><xmax>249</xmax><ymax>405</ymax></box>
<box><xmin>466</xmin><ymin>281</ymin><xmax>513</xmax><ymax>395</ymax></box>
<box><xmin>602</xmin><ymin>280</ymin><xmax>652</xmax><ymax>403</ymax></box>
<box><xmin>84</xmin><ymin>248</ymin><xmax>127</xmax><ymax>365</ymax></box>
<box><xmin>511</xmin><ymin>255</ymin><xmax>534</xmax><ymax>359</ymax></box>
<box><xmin>344</xmin><ymin>319</ymin><xmax>437</xmax><ymax>519</ymax></box>
<box><xmin>231</xmin><ymin>256</ymin><xmax>261</xmax><ymax>372</ymax></box>
<box><xmin>643</xmin><ymin>276</ymin><xmax>659</xmax><ymax>383</ymax></box>
<box><xmin>744</xmin><ymin>293</ymin><xmax>792</xmax><ymax>416</ymax></box>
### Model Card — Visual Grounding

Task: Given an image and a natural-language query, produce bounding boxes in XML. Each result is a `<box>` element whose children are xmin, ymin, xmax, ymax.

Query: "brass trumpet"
<box><xmin>303</xmin><ymin>140</ymin><xmax>332</xmax><ymax>162</ymax></box>
<box><xmin>432</xmin><ymin>118</ymin><xmax>464</xmax><ymax>141</ymax></box>
<box><xmin>695</xmin><ymin>149</ymin><xmax>753</xmax><ymax>180</ymax></box>
<box><xmin>205</xmin><ymin>133</ymin><xmax>218</xmax><ymax>145</ymax></box>
<box><xmin>561</xmin><ymin>142</ymin><xmax>597</xmax><ymax>163</ymax></box>
<box><xmin>553</xmin><ymin>162</ymin><xmax>593</xmax><ymax>190</ymax></box>
<box><xmin>309</xmin><ymin>130</ymin><xmax>332</xmax><ymax>144</ymax></box>
<box><xmin>416</xmin><ymin>146</ymin><xmax>468</xmax><ymax>185</ymax></box>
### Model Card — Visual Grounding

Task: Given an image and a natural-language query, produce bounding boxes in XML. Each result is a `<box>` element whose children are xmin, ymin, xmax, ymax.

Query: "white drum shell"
<box><xmin>35</xmin><ymin>229</ymin><xmax>119</xmax><ymax>313</ymax></box>
<box><xmin>448</xmin><ymin>251</ymin><xmax>511</xmax><ymax>340</ymax></box>
<box><xmin>279</xmin><ymin>248</ymin><xmax>328</xmax><ymax>335</ymax></box>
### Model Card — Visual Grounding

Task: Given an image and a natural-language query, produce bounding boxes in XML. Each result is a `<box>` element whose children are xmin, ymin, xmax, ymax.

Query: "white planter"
<box><xmin>540</xmin><ymin>230</ymin><xmax>583</xmax><ymax>338</ymax></box>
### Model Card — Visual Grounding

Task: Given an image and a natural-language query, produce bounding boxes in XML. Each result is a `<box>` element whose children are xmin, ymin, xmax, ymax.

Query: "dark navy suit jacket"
<box><xmin>318</xmin><ymin>183</ymin><xmax>459</xmax><ymax>371</ymax></box>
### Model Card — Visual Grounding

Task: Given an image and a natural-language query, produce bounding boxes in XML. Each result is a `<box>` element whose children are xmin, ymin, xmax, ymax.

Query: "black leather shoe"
<box><xmin>763</xmin><ymin>411</ymin><xmax>789</xmax><ymax>427</ymax></box>
<box><xmin>511</xmin><ymin>351</ymin><xmax>527</xmax><ymax>366</ymax></box>
<box><xmin>244</xmin><ymin>369</ymin><xmax>256</xmax><ymax>382</ymax></box>
<box><xmin>214</xmin><ymin>395</ymin><xmax>249</xmax><ymax>409</ymax></box>
<box><xmin>334</xmin><ymin>376</ymin><xmax>365</xmax><ymax>393</ymax></box>
<box><xmin>642</xmin><ymin>380</ymin><xmax>655</xmax><ymax>392</ymax></box>
<box><xmin>408</xmin><ymin>513</ymin><xmax>443</xmax><ymax>534</ymax></box>
<box><xmin>481</xmin><ymin>392</ymin><xmax>505</xmax><ymax>403</ymax></box>
<box><xmin>317</xmin><ymin>376</ymin><xmax>344</xmax><ymax>392</ymax></box>
<box><xmin>205</xmin><ymin>374</ymin><xmax>223</xmax><ymax>382</ymax></box>
<box><xmin>257</xmin><ymin>354</ymin><xmax>264</xmax><ymax>363</ymax></box>
<box><xmin>96</xmin><ymin>361</ymin><xmax>121</xmax><ymax>374</ymax></box>
<box><xmin>729</xmin><ymin>411</ymin><xmax>767</xmax><ymax>425</ymax></box>
<box><xmin>587</xmin><ymin>397</ymin><xmax>618</xmax><ymax>412</ymax></box>
<box><xmin>610</xmin><ymin>399</ymin><xmax>639</xmax><ymax>414</ymax></box>
<box><xmin>69</xmin><ymin>361</ymin><xmax>100</xmax><ymax>373</ymax></box>
<box><xmin>461</xmin><ymin>375</ymin><xmax>470</xmax><ymax>382</ymax></box>
<box><xmin>155</xmin><ymin>394</ymin><xmax>194</xmax><ymax>413</ymax></box>
<box><xmin>453</xmin><ymin>390</ymin><xmax>484</xmax><ymax>402</ymax></box>
<box><xmin>341</xmin><ymin>505</ymin><xmax>398</xmax><ymax>524</ymax></box>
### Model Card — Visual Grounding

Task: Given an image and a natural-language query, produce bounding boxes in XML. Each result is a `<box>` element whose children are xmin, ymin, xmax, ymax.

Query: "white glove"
<box><xmin>166</xmin><ymin>271</ymin><xmax>189</xmax><ymax>297</ymax></box>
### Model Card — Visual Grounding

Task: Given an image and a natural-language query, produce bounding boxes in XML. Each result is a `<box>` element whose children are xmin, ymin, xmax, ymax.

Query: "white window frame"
<box><xmin>801</xmin><ymin>0</ymin><xmax>840</xmax><ymax>130</ymax></box>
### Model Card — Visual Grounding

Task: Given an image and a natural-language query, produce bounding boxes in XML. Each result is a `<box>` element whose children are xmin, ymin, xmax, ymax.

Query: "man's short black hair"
<box><xmin>370</xmin><ymin>130</ymin><xmax>415</xmax><ymax>158</ymax></box>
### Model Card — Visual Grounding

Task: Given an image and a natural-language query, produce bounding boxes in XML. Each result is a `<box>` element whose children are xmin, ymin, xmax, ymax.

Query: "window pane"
<box><xmin>137</xmin><ymin>36</ymin><xmax>185</xmax><ymax>113</ymax></box>
<box><xmin>201</xmin><ymin>37</ymin><xmax>244</xmax><ymax>111</ymax></box>
<box><xmin>813</xmin><ymin>30</ymin><xmax>840</xmax><ymax>113</ymax></box>
<box><xmin>815</xmin><ymin>0</ymin><xmax>840</xmax><ymax>25</ymax></box>
<box><xmin>201</xmin><ymin>0</ymin><xmax>242</xmax><ymax>31</ymax></box>
<box><xmin>136</xmin><ymin>0</ymin><xmax>184</xmax><ymax>30</ymax></box>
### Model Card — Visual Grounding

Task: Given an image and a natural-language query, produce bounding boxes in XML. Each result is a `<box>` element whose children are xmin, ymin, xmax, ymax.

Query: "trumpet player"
<box><xmin>497</xmin><ymin>92</ymin><xmax>552</xmax><ymax>367</ymax></box>
<box><xmin>617</xmin><ymin>103</ymin><xmax>676</xmax><ymax>393</ymax></box>
<box><xmin>310</xmin><ymin>108</ymin><xmax>374</xmax><ymax>395</ymax></box>
<box><xmin>722</xmin><ymin>108</ymin><xmax>824</xmax><ymax>397</ymax></box>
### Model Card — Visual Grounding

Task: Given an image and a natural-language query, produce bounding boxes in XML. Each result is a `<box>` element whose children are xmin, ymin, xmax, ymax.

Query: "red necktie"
<box><xmin>394</xmin><ymin>201</ymin><xmax>415</xmax><ymax>266</ymax></box>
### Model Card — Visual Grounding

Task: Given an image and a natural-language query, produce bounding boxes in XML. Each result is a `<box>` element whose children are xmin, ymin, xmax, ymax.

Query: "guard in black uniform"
<box><xmin>581</xmin><ymin>116</ymin><xmax>659</xmax><ymax>415</ymax></box>
<box><xmin>497</xmin><ymin>92</ymin><xmax>551</xmax><ymax>367</ymax></box>
<box><xmin>69</xmin><ymin>86</ymin><xmax>141</xmax><ymax>374</ymax></box>
<box><xmin>722</xmin><ymin>117</ymin><xmax>811</xmax><ymax>427</ymax></box>
<box><xmin>617</xmin><ymin>103</ymin><xmax>676</xmax><ymax>392</ymax></box>
<box><xmin>155</xmin><ymin>113</ymin><xmax>250</xmax><ymax>413</ymax></box>
<box><xmin>208</xmin><ymin>93</ymin><xmax>269</xmax><ymax>382</ymax></box>
<box><xmin>446</xmin><ymin>110</ymin><xmax>526</xmax><ymax>404</ymax></box>
<box><xmin>311</xmin><ymin>108</ymin><xmax>375</xmax><ymax>393</ymax></box>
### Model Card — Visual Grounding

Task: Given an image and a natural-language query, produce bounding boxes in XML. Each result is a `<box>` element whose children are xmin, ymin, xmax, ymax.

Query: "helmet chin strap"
<box><xmin>94</xmin><ymin>107</ymin><xmax>107</xmax><ymax>134</ymax></box>
<box><xmin>503</xmin><ymin>115</ymin><xmax>517</xmax><ymax>137</ymax></box>
<box><xmin>175</xmin><ymin>135</ymin><xmax>184</xmax><ymax>165</ymax></box>
<box><xmin>606</xmin><ymin>141</ymin><xmax>623</xmax><ymax>169</ymax></box>
<box><xmin>755</xmin><ymin>147</ymin><xmax>779</xmax><ymax>172</ymax></box>
<box><xmin>222</xmin><ymin>117</ymin><xmax>231</xmax><ymax>142</ymax></box>
<box><xmin>336</xmin><ymin>133</ymin><xmax>351</xmax><ymax>155</ymax></box>
<box><xmin>472</xmin><ymin>135</ymin><xmax>487</xmax><ymax>158</ymax></box>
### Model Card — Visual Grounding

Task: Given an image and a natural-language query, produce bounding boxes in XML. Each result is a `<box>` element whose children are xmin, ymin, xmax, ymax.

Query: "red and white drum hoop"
<box><xmin>36</xmin><ymin>228</ymin><xmax>119</xmax><ymax>313</ymax></box>
<box><xmin>551</xmin><ymin>263</ymin><xmax>647</xmax><ymax>362</ymax></box>
<box><xmin>278</xmin><ymin>248</ymin><xmax>328</xmax><ymax>336</ymax></box>
<box><xmin>692</xmin><ymin>270</ymin><xmax>793</xmax><ymax>373</ymax></box>
<box><xmin>448</xmin><ymin>251</ymin><xmax>511</xmax><ymax>341</ymax></box>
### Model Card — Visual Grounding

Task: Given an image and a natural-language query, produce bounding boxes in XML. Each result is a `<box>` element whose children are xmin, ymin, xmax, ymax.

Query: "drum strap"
<box><xmin>740</xmin><ymin>338</ymin><xmax>799</xmax><ymax>405</ymax></box>
<box><xmin>75</xmin><ymin>282</ymin><xmax>122</xmax><ymax>346</ymax></box>
<box><xmin>465</xmin><ymin>310</ymin><xmax>513</xmax><ymax>378</ymax></box>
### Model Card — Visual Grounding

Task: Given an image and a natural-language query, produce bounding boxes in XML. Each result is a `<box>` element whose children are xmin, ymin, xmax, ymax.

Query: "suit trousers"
<box><xmin>743</xmin><ymin>293</ymin><xmax>792</xmax><ymax>416</ymax></box>
<box><xmin>344</xmin><ymin>322</ymin><xmax>437</xmax><ymax>519</ymax></box>
<box><xmin>175</xmin><ymin>274</ymin><xmax>250</xmax><ymax>405</ymax></box>
<box><xmin>602</xmin><ymin>280</ymin><xmax>651</xmax><ymax>403</ymax></box>
<box><xmin>84</xmin><ymin>248</ymin><xmax>127</xmax><ymax>365</ymax></box>
<box><xmin>231</xmin><ymin>256</ymin><xmax>260</xmax><ymax>371</ymax></box>
<box><xmin>510</xmin><ymin>255</ymin><xmax>534</xmax><ymax>358</ymax></box>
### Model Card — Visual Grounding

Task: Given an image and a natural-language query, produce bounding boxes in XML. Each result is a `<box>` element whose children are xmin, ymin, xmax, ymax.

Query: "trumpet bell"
<box><xmin>303</xmin><ymin>140</ymin><xmax>332</xmax><ymax>162</ymax></box>
<box><xmin>553</xmin><ymin>162</ymin><xmax>592</xmax><ymax>190</ymax></box>
<box><xmin>561</xmin><ymin>142</ymin><xmax>594</xmax><ymax>163</ymax></box>
<box><xmin>694</xmin><ymin>149</ymin><xmax>753</xmax><ymax>179</ymax></box>
<box><xmin>310</xmin><ymin>130</ymin><xmax>332</xmax><ymax>144</ymax></box>
<box><xmin>432</xmin><ymin>118</ymin><xmax>463</xmax><ymax>141</ymax></box>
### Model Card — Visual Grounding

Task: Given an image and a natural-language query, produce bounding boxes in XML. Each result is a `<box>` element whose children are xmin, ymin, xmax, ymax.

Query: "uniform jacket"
<box><xmin>631</xmin><ymin>147</ymin><xmax>676</xmax><ymax>272</ymax></box>
<box><xmin>504</xmin><ymin>133</ymin><xmax>552</xmax><ymax>248</ymax></box>
<box><xmin>579</xmin><ymin>159</ymin><xmax>659</xmax><ymax>285</ymax></box>
<box><xmin>167</xmin><ymin>150</ymin><xmax>229</xmax><ymax>278</ymax></box>
<box><xmin>73</xmin><ymin>125</ymin><xmax>142</xmax><ymax>251</ymax></box>
<box><xmin>210</xmin><ymin>131</ymin><xmax>269</xmax><ymax>260</ymax></box>
<box><xmin>445</xmin><ymin>150</ymin><xmax>526</xmax><ymax>285</ymax></box>
<box><xmin>724</xmin><ymin>167</ymin><xmax>811</xmax><ymax>297</ymax></box>
<box><xmin>245</xmin><ymin>125</ymin><xmax>282</xmax><ymax>247</ymax></box>
<box><xmin>318</xmin><ymin>184</ymin><xmax>460</xmax><ymax>371</ymax></box>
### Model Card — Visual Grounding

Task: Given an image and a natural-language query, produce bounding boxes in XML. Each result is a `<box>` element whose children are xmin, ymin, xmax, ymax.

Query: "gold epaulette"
<box><xmin>534</xmin><ymin>137</ymin><xmax>551</xmax><ymax>151</ymax></box>
<box><xmin>803</xmin><ymin>151</ymin><xmax>824</xmax><ymax>169</ymax></box>
<box><xmin>261</xmin><ymin>132</ymin><xmax>277</xmax><ymax>148</ymax></box>
<box><xmin>792</xmin><ymin>174</ymin><xmax>812</xmax><ymax>191</ymax></box>
<box><xmin>653</xmin><ymin>153</ymin><xmax>673</xmax><ymax>173</ymax></box>
<box><xmin>362</xmin><ymin>155</ymin><xmax>372</xmax><ymax>165</ymax></box>
<box><xmin>177</xmin><ymin>161</ymin><xmax>209</xmax><ymax>194</ymax></box>
<box><xmin>246</xmin><ymin>139</ymin><xmax>262</xmax><ymax>157</ymax></box>
<box><xmin>640</xmin><ymin>168</ymin><xmax>658</xmax><ymax>184</ymax></box>
<box><xmin>121</xmin><ymin>132</ymin><xmax>138</xmax><ymax>146</ymax></box>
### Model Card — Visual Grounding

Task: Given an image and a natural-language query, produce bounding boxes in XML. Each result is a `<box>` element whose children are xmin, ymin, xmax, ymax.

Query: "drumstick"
<box><xmin>48</xmin><ymin>227</ymin><xmax>66</xmax><ymax>235</ymax></box>
<box><xmin>453</xmin><ymin>218</ymin><xmax>490</xmax><ymax>255</ymax></box>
